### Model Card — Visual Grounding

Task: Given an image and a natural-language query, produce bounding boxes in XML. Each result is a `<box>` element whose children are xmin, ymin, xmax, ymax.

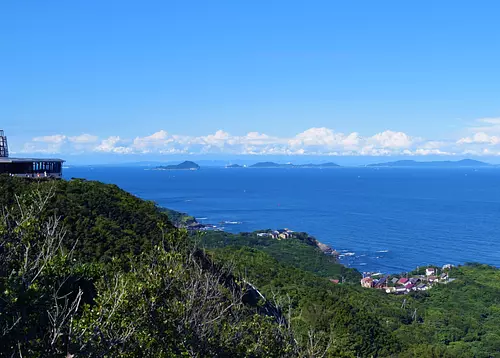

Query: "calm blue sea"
<box><xmin>64</xmin><ymin>166</ymin><xmax>500</xmax><ymax>273</ymax></box>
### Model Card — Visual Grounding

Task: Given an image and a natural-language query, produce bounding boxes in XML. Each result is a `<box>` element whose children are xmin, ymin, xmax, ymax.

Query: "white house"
<box><xmin>426</xmin><ymin>268</ymin><xmax>436</xmax><ymax>276</ymax></box>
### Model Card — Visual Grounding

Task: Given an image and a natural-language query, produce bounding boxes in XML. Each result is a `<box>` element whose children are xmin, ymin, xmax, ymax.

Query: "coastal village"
<box><xmin>256</xmin><ymin>228</ymin><xmax>297</xmax><ymax>240</ymax></box>
<box><xmin>361</xmin><ymin>264</ymin><xmax>456</xmax><ymax>295</ymax></box>
<box><xmin>175</xmin><ymin>214</ymin><xmax>456</xmax><ymax>295</ymax></box>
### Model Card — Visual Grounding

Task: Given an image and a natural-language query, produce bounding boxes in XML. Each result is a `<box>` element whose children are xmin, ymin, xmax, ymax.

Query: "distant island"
<box><xmin>225</xmin><ymin>164</ymin><xmax>244</xmax><ymax>168</ymax></box>
<box><xmin>155</xmin><ymin>161</ymin><xmax>200</xmax><ymax>170</ymax></box>
<box><xmin>367</xmin><ymin>159</ymin><xmax>490</xmax><ymax>168</ymax></box>
<box><xmin>249</xmin><ymin>162</ymin><xmax>340</xmax><ymax>168</ymax></box>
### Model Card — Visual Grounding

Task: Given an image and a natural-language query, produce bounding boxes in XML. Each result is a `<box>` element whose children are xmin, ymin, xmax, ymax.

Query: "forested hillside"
<box><xmin>1</xmin><ymin>176</ymin><xmax>499</xmax><ymax>357</ymax></box>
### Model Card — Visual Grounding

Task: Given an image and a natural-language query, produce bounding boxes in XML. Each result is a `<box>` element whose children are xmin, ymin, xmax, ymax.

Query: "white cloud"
<box><xmin>68</xmin><ymin>134</ymin><xmax>99</xmax><ymax>144</ymax></box>
<box><xmin>33</xmin><ymin>134</ymin><xmax>67</xmax><ymax>144</ymax></box>
<box><xmin>457</xmin><ymin>132</ymin><xmax>500</xmax><ymax>145</ymax></box>
<box><xmin>132</xmin><ymin>130</ymin><xmax>174</xmax><ymax>153</ymax></box>
<box><xmin>370</xmin><ymin>130</ymin><xmax>412</xmax><ymax>148</ymax></box>
<box><xmin>289</xmin><ymin>127</ymin><xmax>361</xmax><ymax>150</ymax></box>
<box><xmin>18</xmin><ymin>118</ymin><xmax>500</xmax><ymax>157</ymax></box>
<box><xmin>469</xmin><ymin>117</ymin><xmax>500</xmax><ymax>134</ymax></box>
<box><xmin>24</xmin><ymin>134</ymin><xmax>68</xmax><ymax>153</ymax></box>
<box><xmin>95</xmin><ymin>136</ymin><xmax>133</xmax><ymax>154</ymax></box>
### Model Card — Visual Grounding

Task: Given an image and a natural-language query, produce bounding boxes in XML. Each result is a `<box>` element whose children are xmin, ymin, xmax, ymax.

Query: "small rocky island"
<box><xmin>155</xmin><ymin>161</ymin><xmax>200</xmax><ymax>171</ymax></box>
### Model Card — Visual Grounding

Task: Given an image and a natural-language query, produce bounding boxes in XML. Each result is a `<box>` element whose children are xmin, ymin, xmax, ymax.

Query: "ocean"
<box><xmin>64</xmin><ymin>166</ymin><xmax>500</xmax><ymax>273</ymax></box>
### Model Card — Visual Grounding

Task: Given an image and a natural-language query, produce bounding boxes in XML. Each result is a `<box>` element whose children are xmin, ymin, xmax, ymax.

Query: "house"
<box><xmin>397</xmin><ymin>278</ymin><xmax>409</xmax><ymax>285</ymax></box>
<box><xmin>270</xmin><ymin>231</ymin><xmax>280</xmax><ymax>239</ymax></box>
<box><xmin>416</xmin><ymin>284</ymin><xmax>428</xmax><ymax>291</ymax></box>
<box><xmin>405</xmin><ymin>284</ymin><xmax>415</xmax><ymax>291</ymax></box>
<box><xmin>440</xmin><ymin>273</ymin><xmax>449</xmax><ymax>281</ymax></box>
<box><xmin>391</xmin><ymin>277</ymin><xmax>399</xmax><ymax>285</ymax></box>
<box><xmin>395</xmin><ymin>287</ymin><xmax>408</xmax><ymax>294</ymax></box>
<box><xmin>409</xmin><ymin>278</ymin><xmax>420</xmax><ymax>285</ymax></box>
<box><xmin>426</xmin><ymin>268</ymin><xmax>436</xmax><ymax>276</ymax></box>
<box><xmin>442</xmin><ymin>264</ymin><xmax>453</xmax><ymax>270</ymax></box>
<box><xmin>257</xmin><ymin>233</ymin><xmax>270</xmax><ymax>237</ymax></box>
<box><xmin>329</xmin><ymin>279</ymin><xmax>340</xmax><ymax>284</ymax></box>
<box><xmin>374</xmin><ymin>276</ymin><xmax>388</xmax><ymax>289</ymax></box>
<box><xmin>276</xmin><ymin>229</ymin><xmax>294</xmax><ymax>239</ymax></box>
<box><xmin>361</xmin><ymin>277</ymin><xmax>374</xmax><ymax>288</ymax></box>
<box><xmin>386</xmin><ymin>287</ymin><xmax>396</xmax><ymax>293</ymax></box>
<box><xmin>404</xmin><ymin>281</ymin><xmax>414</xmax><ymax>288</ymax></box>
<box><xmin>428</xmin><ymin>276</ymin><xmax>438</xmax><ymax>283</ymax></box>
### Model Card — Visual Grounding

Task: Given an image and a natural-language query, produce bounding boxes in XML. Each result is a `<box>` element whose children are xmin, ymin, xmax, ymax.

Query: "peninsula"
<box><xmin>155</xmin><ymin>161</ymin><xmax>200</xmax><ymax>170</ymax></box>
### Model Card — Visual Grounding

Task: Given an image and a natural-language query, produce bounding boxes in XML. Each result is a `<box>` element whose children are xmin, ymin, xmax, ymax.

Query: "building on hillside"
<box><xmin>374</xmin><ymin>276</ymin><xmax>388</xmax><ymax>289</ymax></box>
<box><xmin>361</xmin><ymin>277</ymin><xmax>374</xmax><ymax>288</ymax></box>
<box><xmin>395</xmin><ymin>287</ymin><xmax>407</xmax><ymax>294</ymax></box>
<box><xmin>277</xmin><ymin>229</ymin><xmax>293</xmax><ymax>239</ymax></box>
<box><xmin>426</xmin><ymin>268</ymin><xmax>436</xmax><ymax>276</ymax></box>
<box><xmin>397</xmin><ymin>278</ymin><xmax>409</xmax><ymax>285</ymax></box>
<box><xmin>0</xmin><ymin>130</ymin><xmax>64</xmax><ymax>178</ymax></box>
<box><xmin>409</xmin><ymin>277</ymin><xmax>420</xmax><ymax>285</ymax></box>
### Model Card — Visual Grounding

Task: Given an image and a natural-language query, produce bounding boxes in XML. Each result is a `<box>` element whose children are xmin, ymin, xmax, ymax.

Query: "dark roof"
<box><xmin>0</xmin><ymin>157</ymin><xmax>65</xmax><ymax>163</ymax></box>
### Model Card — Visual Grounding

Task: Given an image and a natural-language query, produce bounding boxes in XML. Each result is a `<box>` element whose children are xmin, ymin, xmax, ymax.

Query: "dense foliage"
<box><xmin>199</xmin><ymin>231</ymin><xmax>360</xmax><ymax>282</ymax></box>
<box><xmin>1</xmin><ymin>176</ymin><xmax>500</xmax><ymax>357</ymax></box>
<box><xmin>0</xmin><ymin>177</ymin><xmax>295</xmax><ymax>357</ymax></box>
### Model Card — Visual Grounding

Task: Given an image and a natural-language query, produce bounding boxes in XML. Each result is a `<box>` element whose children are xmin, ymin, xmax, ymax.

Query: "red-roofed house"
<box><xmin>398</xmin><ymin>278</ymin><xmax>409</xmax><ymax>285</ymax></box>
<box><xmin>405</xmin><ymin>284</ymin><xmax>415</xmax><ymax>291</ymax></box>
<box><xmin>330</xmin><ymin>279</ymin><xmax>340</xmax><ymax>284</ymax></box>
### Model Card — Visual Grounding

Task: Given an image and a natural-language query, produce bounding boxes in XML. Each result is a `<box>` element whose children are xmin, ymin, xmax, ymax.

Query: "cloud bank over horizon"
<box><xmin>16</xmin><ymin>117</ymin><xmax>500</xmax><ymax>158</ymax></box>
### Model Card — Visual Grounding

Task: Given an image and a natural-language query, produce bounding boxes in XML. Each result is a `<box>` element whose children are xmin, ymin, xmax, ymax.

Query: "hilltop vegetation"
<box><xmin>0</xmin><ymin>177</ymin><xmax>294</xmax><ymax>357</ymax></box>
<box><xmin>1</xmin><ymin>176</ymin><xmax>500</xmax><ymax>357</ymax></box>
<box><xmin>198</xmin><ymin>230</ymin><xmax>359</xmax><ymax>281</ymax></box>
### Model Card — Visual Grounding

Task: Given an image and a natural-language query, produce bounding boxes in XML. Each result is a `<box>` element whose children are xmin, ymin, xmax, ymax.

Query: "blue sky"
<box><xmin>2</xmin><ymin>1</ymin><xmax>500</xmax><ymax>163</ymax></box>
